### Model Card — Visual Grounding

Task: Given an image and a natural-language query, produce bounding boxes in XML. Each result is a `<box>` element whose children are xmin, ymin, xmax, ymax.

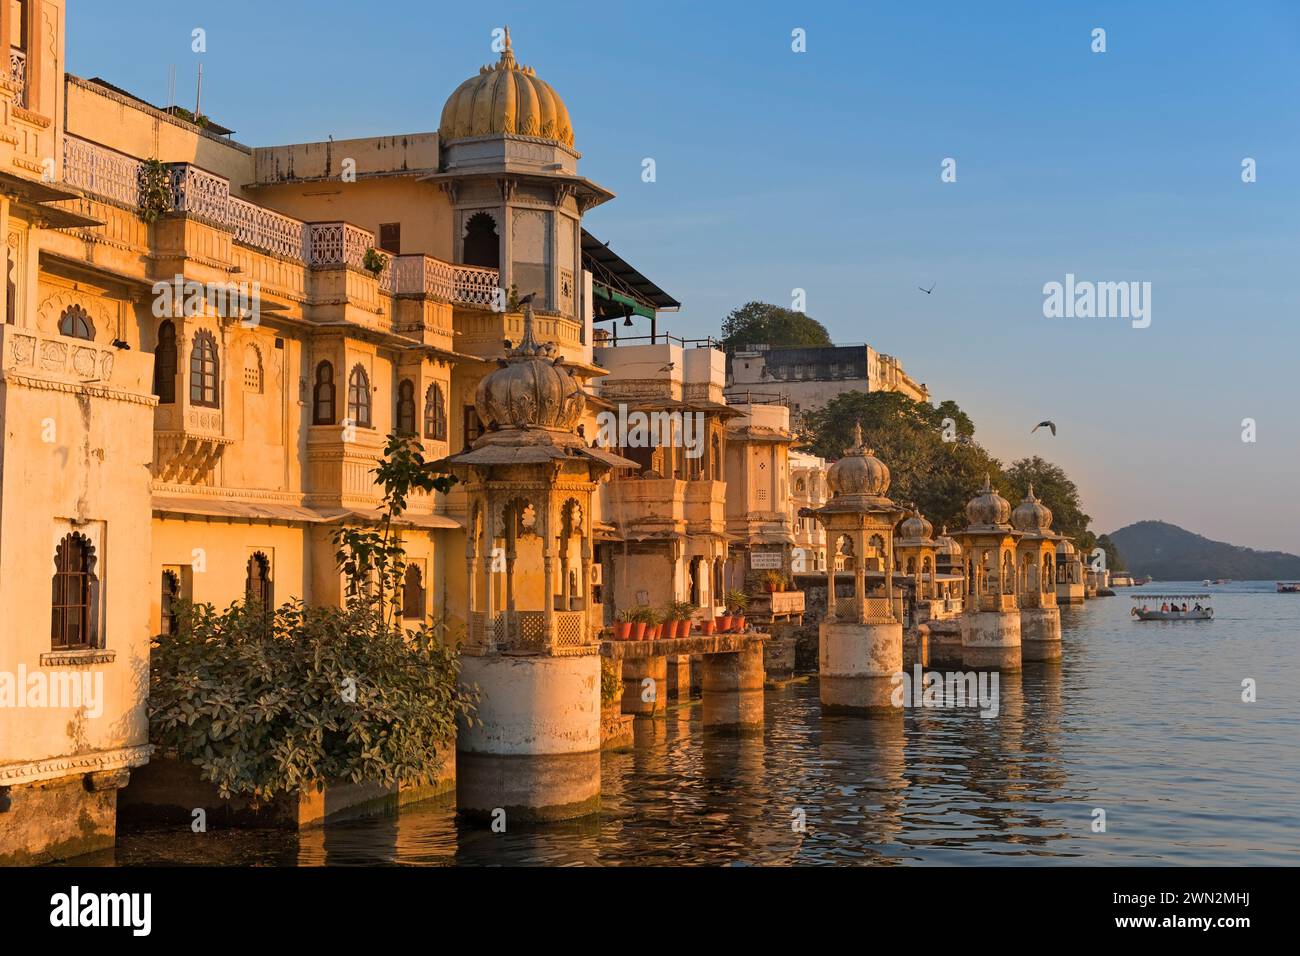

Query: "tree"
<box><xmin>1096</xmin><ymin>533</ymin><xmax>1126</xmax><ymax>572</ymax></box>
<box><xmin>1004</xmin><ymin>457</ymin><xmax>1092</xmax><ymax>544</ymax></box>
<box><xmin>719</xmin><ymin>301</ymin><xmax>832</xmax><ymax>351</ymax></box>
<box><xmin>800</xmin><ymin>391</ymin><xmax>1003</xmax><ymax>532</ymax></box>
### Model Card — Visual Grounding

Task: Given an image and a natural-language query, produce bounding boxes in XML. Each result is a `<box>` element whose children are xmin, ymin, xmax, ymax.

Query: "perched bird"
<box><xmin>918</xmin><ymin>282</ymin><xmax>936</xmax><ymax>294</ymax></box>
<box><xmin>1031</xmin><ymin>421</ymin><xmax>1057</xmax><ymax>436</ymax></box>
<box><xmin>658</xmin><ymin>362</ymin><xmax>675</xmax><ymax>372</ymax></box>
<box><xmin>517</xmin><ymin>292</ymin><xmax>536</xmax><ymax>307</ymax></box>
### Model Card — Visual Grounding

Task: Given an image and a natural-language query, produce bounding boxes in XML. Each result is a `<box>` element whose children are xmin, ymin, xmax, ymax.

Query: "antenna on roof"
<box><xmin>194</xmin><ymin>62</ymin><xmax>203</xmax><ymax>119</ymax></box>
<box><xmin>166</xmin><ymin>64</ymin><xmax>176</xmax><ymax>109</ymax></box>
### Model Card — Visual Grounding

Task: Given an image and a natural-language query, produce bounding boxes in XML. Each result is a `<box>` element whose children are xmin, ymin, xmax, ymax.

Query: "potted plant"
<box><xmin>727</xmin><ymin>590</ymin><xmax>749</xmax><ymax>633</ymax></box>
<box><xmin>642</xmin><ymin>607</ymin><xmax>660</xmax><ymax>640</ymax></box>
<box><xmin>614</xmin><ymin>609</ymin><xmax>634</xmax><ymax>641</ymax></box>
<box><xmin>630</xmin><ymin>606</ymin><xmax>650</xmax><ymax>641</ymax></box>
<box><xmin>669</xmin><ymin>601</ymin><xmax>696</xmax><ymax>639</ymax></box>
<box><xmin>764</xmin><ymin>570</ymin><xmax>784</xmax><ymax>593</ymax></box>
<box><xmin>700</xmin><ymin>615</ymin><xmax>716</xmax><ymax>635</ymax></box>
<box><xmin>362</xmin><ymin>247</ymin><xmax>387</xmax><ymax>277</ymax></box>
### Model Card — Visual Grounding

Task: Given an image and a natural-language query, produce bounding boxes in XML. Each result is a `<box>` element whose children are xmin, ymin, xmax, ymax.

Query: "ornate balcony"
<box><xmin>467</xmin><ymin>609</ymin><xmax>594</xmax><ymax>656</ymax></box>
<box><xmin>59</xmin><ymin>136</ymin><xmax>500</xmax><ymax>307</ymax></box>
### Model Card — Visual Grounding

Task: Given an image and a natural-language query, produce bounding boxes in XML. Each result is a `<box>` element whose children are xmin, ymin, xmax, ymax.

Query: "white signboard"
<box><xmin>750</xmin><ymin>552</ymin><xmax>783</xmax><ymax>570</ymax></box>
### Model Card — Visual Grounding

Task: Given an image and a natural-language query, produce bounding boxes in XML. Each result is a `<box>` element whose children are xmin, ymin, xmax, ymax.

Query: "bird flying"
<box><xmin>918</xmin><ymin>282</ymin><xmax>936</xmax><ymax>294</ymax></box>
<box><xmin>1031</xmin><ymin>421</ymin><xmax>1057</xmax><ymax>436</ymax></box>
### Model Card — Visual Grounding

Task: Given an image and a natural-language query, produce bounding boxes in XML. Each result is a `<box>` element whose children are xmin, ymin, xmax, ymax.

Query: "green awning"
<box><xmin>592</xmin><ymin>284</ymin><xmax>656</xmax><ymax>320</ymax></box>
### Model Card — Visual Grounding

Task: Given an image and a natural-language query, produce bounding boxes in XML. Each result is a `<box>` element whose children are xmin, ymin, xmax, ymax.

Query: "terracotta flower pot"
<box><xmin>679</xmin><ymin>620</ymin><xmax>694</xmax><ymax>639</ymax></box>
<box><xmin>733</xmin><ymin>615</ymin><xmax>746</xmax><ymax>632</ymax></box>
<box><xmin>701</xmin><ymin>620</ymin><xmax>715</xmax><ymax>635</ymax></box>
<box><xmin>717</xmin><ymin>615</ymin><xmax>733</xmax><ymax>632</ymax></box>
<box><xmin>647</xmin><ymin>623</ymin><xmax>661</xmax><ymax>640</ymax></box>
<box><xmin>631</xmin><ymin>622</ymin><xmax>646</xmax><ymax>641</ymax></box>
<box><xmin>615</xmin><ymin>621</ymin><xmax>632</xmax><ymax>641</ymax></box>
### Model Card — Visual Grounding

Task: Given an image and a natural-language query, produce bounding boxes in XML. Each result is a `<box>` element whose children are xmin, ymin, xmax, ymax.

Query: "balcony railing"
<box><xmin>59</xmin><ymin>135</ymin><xmax>499</xmax><ymax>306</ymax></box>
<box><xmin>9</xmin><ymin>47</ymin><xmax>25</xmax><ymax>108</ymax></box>
<box><xmin>467</xmin><ymin>609</ymin><xmax>592</xmax><ymax>655</ymax></box>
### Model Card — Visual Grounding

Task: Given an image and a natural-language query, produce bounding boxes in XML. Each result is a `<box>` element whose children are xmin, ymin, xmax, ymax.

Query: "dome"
<box><xmin>1056</xmin><ymin>538</ymin><xmax>1078</xmax><ymax>556</ymax></box>
<box><xmin>826</xmin><ymin>423</ymin><xmax>891</xmax><ymax>497</ymax></box>
<box><xmin>474</xmin><ymin>305</ymin><xmax>585</xmax><ymax>432</ymax></box>
<box><xmin>934</xmin><ymin>526</ymin><xmax>963</xmax><ymax>557</ymax></box>
<box><xmin>897</xmin><ymin>505</ymin><xmax>934</xmax><ymax>542</ymax></box>
<box><xmin>439</xmin><ymin>29</ymin><xmax>574</xmax><ymax>148</ymax></box>
<box><xmin>965</xmin><ymin>474</ymin><xmax>1012</xmax><ymax>528</ymax></box>
<box><xmin>1011</xmin><ymin>482</ymin><xmax>1054</xmax><ymax>533</ymax></box>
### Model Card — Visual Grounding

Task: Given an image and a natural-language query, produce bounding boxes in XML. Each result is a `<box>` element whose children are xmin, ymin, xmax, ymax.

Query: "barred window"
<box><xmin>189</xmin><ymin>330</ymin><xmax>220</xmax><ymax>408</ymax></box>
<box><xmin>52</xmin><ymin>533</ymin><xmax>99</xmax><ymax>650</ymax></box>
<box><xmin>313</xmin><ymin>361</ymin><xmax>336</xmax><ymax>424</ymax></box>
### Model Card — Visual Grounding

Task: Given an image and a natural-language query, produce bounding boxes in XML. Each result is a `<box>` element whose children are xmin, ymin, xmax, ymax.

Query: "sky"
<box><xmin>65</xmin><ymin>1</ymin><xmax>1300</xmax><ymax>552</ymax></box>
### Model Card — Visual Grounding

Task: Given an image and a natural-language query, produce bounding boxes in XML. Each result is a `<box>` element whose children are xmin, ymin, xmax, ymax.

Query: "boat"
<box><xmin>1131</xmin><ymin>593</ymin><xmax>1213</xmax><ymax>621</ymax></box>
<box><xmin>1201</xmin><ymin>579</ymin><xmax>1212</xmax><ymax>587</ymax></box>
<box><xmin>1278</xmin><ymin>582</ymin><xmax>1300</xmax><ymax>593</ymax></box>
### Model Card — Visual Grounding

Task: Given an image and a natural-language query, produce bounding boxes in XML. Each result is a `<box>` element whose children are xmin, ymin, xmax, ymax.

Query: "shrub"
<box><xmin>600</xmin><ymin>656</ymin><xmax>622</xmax><ymax>708</ymax></box>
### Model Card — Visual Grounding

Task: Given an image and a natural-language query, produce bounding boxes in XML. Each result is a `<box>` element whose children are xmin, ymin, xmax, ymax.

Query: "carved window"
<box><xmin>402</xmin><ymin>564</ymin><xmax>425</xmax><ymax>619</ymax></box>
<box><xmin>347</xmin><ymin>365</ymin><xmax>372</xmax><ymax>428</ymax></box>
<box><xmin>58</xmin><ymin>304</ymin><xmax>95</xmax><ymax>340</ymax></box>
<box><xmin>313</xmin><ymin>361</ymin><xmax>335</xmax><ymax>424</ymax></box>
<box><xmin>52</xmin><ymin>533</ymin><xmax>99</xmax><ymax>651</ymax></box>
<box><xmin>462</xmin><ymin>404</ymin><xmax>482</xmax><ymax>450</ymax></box>
<box><xmin>154</xmin><ymin>320</ymin><xmax>177</xmax><ymax>404</ymax></box>
<box><xmin>189</xmin><ymin>330</ymin><xmax>220</xmax><ymax>408</ymax></box>
<box><xmin>462</xmin><ymin>212</ymin><xmax>499</xmax><ymax>269</ymax></box>
<box><xmin>424</xmin><ymin>383</ymin><xmax>447</xmax><ymax>441</ymax></box>
<box><xmin>396</xmin><ymin>379</ymin><xmax>416</xmax><ymax>435</ymax></box>
<box><xmin>245</xmin><ymin>552</ymin><xmax>273</xmax><ymax>613</ymax></box>
<box><xmin>243</xmin><ymin>344</ymin><xmax>263</xmax><ymax>393</ymax></box>
<box><xmin>160</xmin><ymin>569</ymin><xmax>181</xmax><ymax>637</ymax></box>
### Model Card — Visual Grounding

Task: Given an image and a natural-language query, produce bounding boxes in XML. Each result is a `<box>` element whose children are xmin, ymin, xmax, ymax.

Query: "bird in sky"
<box><xmin>918</xmin><ymin>282</ymin><xmax>936</xmax><ymax>294</ymax></box>
<box><xmin>1031</xmin><ymin>421</ymin><xmax>1057</xmax><ymax>436</ymax></box>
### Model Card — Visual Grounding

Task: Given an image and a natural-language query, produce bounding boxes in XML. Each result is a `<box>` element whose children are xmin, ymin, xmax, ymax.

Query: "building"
<box><xmin>727</xmin><ymin>343</ymin><xmax>929</xmax><ymax>428</ymax></box>
<box><xmin>789</xmin><ymin>449</ymin><xmax>828</xmax><ymax>573</ymax></box>
<box><xmin>0</xmin><ymin>6</ymin><xmax>694</xmax><ymax>857</ymax></box>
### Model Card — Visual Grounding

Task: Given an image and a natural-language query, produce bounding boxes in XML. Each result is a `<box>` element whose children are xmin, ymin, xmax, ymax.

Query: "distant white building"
<box><xmin>726</xmin><ymin>343</ymin><xmax>928</xmax><ymax>427</ymax></box>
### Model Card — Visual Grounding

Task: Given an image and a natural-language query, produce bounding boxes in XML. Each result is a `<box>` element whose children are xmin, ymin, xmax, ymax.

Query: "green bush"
<box><xmin>600</xmin><ymin>656</ymin><xmax>622</xmax><ymax>708</ymax></box>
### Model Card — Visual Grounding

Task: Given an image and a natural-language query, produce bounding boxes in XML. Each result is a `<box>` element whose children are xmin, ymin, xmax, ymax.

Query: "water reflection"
<box><xmin>97</xmin><ymin>587</ymin><xmax>1300</xmax><ymax>866</ymax></box>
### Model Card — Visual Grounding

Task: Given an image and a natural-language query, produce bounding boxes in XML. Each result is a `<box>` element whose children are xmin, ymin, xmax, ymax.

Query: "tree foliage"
<box><xmin>1004</xmin><ymin>456</ymin><xmax>1092</xmax><ymax>546</ymax></box>
<box><xmin>801</xmin><ymin>391</ymin><xmax>1003</xmax><ymax>532</ymax></box>
<box><xmin>720</xmin><ymin>301</ymin><xmax>832</xmax><ymax>351</ymax></box>
<box><xmin>149</xmin><ymin>433</ymin><xmax>474</xmax><ymax>802</ymax></box>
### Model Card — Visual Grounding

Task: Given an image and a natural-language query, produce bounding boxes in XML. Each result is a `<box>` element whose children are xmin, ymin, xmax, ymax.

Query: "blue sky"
<box><xmin>67</xmin><ymin>1</ymin><xmax>1300</xmax><ymax>552</ymax></box>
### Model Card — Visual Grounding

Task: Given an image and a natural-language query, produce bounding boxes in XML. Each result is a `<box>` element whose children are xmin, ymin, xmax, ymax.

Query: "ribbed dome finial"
<box><xmin>440</xmin><ymin>30</ymin><xmax>574</xmax><ymax>146</ymax></box>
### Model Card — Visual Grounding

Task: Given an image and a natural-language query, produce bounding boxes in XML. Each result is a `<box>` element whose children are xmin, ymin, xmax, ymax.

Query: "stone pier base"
<box><xmin>457</xmin><ymin>653</ymin><xmax>601</xmax><ymax>823</ymax></box>
<box><xmin>701</xmin><ymin>645</ymin><xmax>764</xmax><ymax>732</ymax></box>
<box><xmin>819</xmin><ymin>619</ymin><xmax>904</xmax><ymax>713</ymax></box>
<box><xmin>0</xmin><ymin>770</ymin><xmax>130</xmax><ymax>865</ymax></box>
<box><xmin>1020</xmin><ymin>606</ymin><xmax>1062</xmax><ymax>662</ymax></box>
<box><xmin>666</xmin><ymin>654</ymin><xmax>694</xmax><ymax>700</ymax></box>
<box><xmin>960</xmin><ymin>609</ymin><xmax>1022</xmax><ymax>671</ymax></box>
<box><xmin>622</xmin><ymin>654</ymin><xmax>668</xmax><ymax>716</ymax></box>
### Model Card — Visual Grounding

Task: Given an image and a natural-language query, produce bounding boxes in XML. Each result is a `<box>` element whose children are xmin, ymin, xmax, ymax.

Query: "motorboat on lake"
<box><xmin>1278</xmin><ymin>582</ymin><xmax>1300</xmax><ymax>593</ymax></box>
<box><xmin>1131</xmin><ymin>593</ymin><xmax>1213</xmax><ymax>621</ymax></box>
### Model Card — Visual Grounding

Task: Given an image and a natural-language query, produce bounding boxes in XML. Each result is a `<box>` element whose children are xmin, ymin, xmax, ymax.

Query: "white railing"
<box><xmin>229</xmin><ymin>196</ymin><xmax>308</xmax><ymax>260</ymax></box>
<box><xmin>60</xmin><ymin>135</ymin><xmax>499</xmax><ymax>305</ymax></box>
<box><xmin>62</xmin><ymin>136</ymin><xmax>144</xmax><ymax>207</ymax></box>
<box><xmin>9</xmin><ymin>47</ymin><xmax>25</xmax><ymax>108</ymax></box>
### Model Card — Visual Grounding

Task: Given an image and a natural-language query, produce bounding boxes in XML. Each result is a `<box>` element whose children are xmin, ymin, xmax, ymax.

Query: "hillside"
<box><xmin>1107</xmin><ymin>520</ymin><xmax>1300</xmax><ymax>580</ymax></box>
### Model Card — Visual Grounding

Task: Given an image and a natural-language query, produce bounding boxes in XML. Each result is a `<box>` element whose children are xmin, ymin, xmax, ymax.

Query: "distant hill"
<box><xmin>1108</xmin><ymin>520</ymin><xmax>1300</xmax><ymax>580</ymax></box>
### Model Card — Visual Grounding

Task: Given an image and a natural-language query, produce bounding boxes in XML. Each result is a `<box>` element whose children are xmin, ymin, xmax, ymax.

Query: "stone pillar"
<box><xmin>1020</xmin><ymin>605</ymin><xmax>1062</xmax><ymax>662</ymax></box>
<box><xmin>666</xmin><ymin>654</ymin><xmax>693</xmax><ymax>700</ymax></box>
<box><xmin>457</xmin><ymin>653</ymin><xmax>601</xmax><ymax>823</ymax></box>
<box><xmin>701</xmin><ymin>644</ymin><xmax>764</xmax><ymax>731</ymax></box>
<box><xmin>825</xmin><ymin>560</ymin><xmax>837</xmax><ymax>622</ymax></box>
<box><xmin>819</xmin><ymin>619</ymin><xmax>903</xmax><ymax>712</ymax></box>
<box><xmin>621</xmin><ymin>654</ymin><xmax>667</xmax><ymax>717</ymax></box>
<box><xmin>960</xmin><ymin>609</ymin><xmax>1022</xmax><ymax>671</ymax></box>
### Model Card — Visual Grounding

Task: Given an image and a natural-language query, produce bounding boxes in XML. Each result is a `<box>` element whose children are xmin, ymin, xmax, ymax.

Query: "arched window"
<box><xmin>52</xmin><ymin>533</ymin><xmax>99</xmax><ymax>650</ymax></box>
<box><xmin>160</xmin><ymin>570</ymin><xmax>181</xmax><ymax>637</ymax></box>
<box><xmin>347</xmin><ymin>365</ymin><xmax>371</xmax><ymax>428</ymax></box>
<box><xmin>424</xmin><ymin>383</ymin><xmax>447</xmax><ymax>441</ymax></box>
<box><xmin>396</xmin><ymin>379</ymin><xmax>416</xmax><ymax>435</ymax></box>
<box><xmin>313</xmin><ymin>361</ymin><xmax>335</xmax><ymax>424</ymax></box>
<box><xmin>243</xmin><ymin>344</ymin><xmax>263</xmax><ymax>393</ymax></box>
<box><xmin>402</xmin><ymin>564</ymin><xmax>425</xmax><ymax>619</ymax></box>
<box><xmin>189</xmin><ymin>330</ymin><xmax>220</xmax><ymax>408</ymax></box>
<box><xmin>462</xmin><ymin>212</ymin><xmax>500</xmax><ymax>269</ymax></box>
<box><xmin>245</xmin><ymin>553</ymin><xmax>273</xmax><ymax>613</ymax></box>
<box><xmin>58</xmin><ymin>304</ymin><xmax>95</xmax><ymax>340</ymax></box>
<box><xmin>154</xmin><ymin>320</ymin><xmax>177</xmax><ymax>404</ymax></box>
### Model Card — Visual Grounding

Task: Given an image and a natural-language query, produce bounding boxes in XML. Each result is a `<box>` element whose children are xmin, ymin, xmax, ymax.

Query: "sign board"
<box><xmin>749</xmin><ymin>552</ymin><xmax>783</xmax><ymax>570</ymax></box>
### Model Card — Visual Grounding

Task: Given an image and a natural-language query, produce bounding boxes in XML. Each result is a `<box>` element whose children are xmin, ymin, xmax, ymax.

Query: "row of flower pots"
<box><xmin>611</xmin><ymin>615</ymin><xmax>747</xmax><ymax>641</ymax></box>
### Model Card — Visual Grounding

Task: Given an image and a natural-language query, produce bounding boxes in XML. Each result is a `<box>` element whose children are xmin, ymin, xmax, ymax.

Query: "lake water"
<box><xmin>87</xmin><ymin>582</ymin><xmax>1299</xmax><ymax>866</ymax></box>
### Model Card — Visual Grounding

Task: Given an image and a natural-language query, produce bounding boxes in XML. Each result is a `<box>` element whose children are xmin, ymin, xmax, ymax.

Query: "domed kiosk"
<box><xmin>1010</xmin><ymin>484</ymin><xmax>1062</xmax><ymax>660</ymax></box>
<box><xmin>953</xmin><ymin>476</ymin><xmax>1023</xmax><ymax>670</ymax></box>
<box><xmin>437</xmin><ymin>303</ymin><xmax>636</xmax><ymax>822</ymax></box>
<box><xmin>804</xmin><ymin>425</ymin><xmax>907</xmax><ymax>712</ymax></box>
